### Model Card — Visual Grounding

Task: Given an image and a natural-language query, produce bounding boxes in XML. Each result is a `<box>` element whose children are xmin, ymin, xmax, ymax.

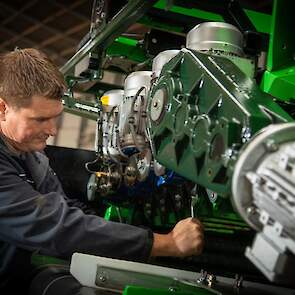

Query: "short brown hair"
<box><xmin>0</xmin><ymin>48</ymin><xmax>66</xmax><ymax>108</ymax></box>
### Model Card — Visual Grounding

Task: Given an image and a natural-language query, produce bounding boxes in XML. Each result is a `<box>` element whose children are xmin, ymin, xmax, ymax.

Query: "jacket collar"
<box><xmin>0</xmin><ymin>133</ymin><xmax>22</xmax><ymax>158</ymax></box>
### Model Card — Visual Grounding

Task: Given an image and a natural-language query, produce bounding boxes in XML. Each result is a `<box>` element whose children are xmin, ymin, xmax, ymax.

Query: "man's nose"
<box><xmin>46</xmin><ymin>118</ymin><xmax>58</xmax><ymax>136</ymax></box>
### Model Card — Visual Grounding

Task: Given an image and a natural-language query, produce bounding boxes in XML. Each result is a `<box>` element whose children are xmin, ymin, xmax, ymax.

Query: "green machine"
<box><xmin>60</xmin><ymin>0</ymin><xmax>295</xmax><ymax>294</ymax></box>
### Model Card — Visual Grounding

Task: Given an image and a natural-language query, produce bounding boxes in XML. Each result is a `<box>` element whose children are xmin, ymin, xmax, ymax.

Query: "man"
<box><xmin>0</xmin><ymin>48</ymin><xmax>204</xmax><ymax>292</ymax></box>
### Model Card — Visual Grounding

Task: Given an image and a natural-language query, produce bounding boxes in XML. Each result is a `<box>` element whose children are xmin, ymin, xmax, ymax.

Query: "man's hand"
<box><xmin>150</xmin><ymin>217</ymin><xmax>204</xmax><ymax>257</ymax></box>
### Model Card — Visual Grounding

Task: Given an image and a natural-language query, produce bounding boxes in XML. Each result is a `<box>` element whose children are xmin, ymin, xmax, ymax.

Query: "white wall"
<box><xmin>47</xmin><ymin>112</ymin><xmax>96</xmax><ymax>150</ymax></box>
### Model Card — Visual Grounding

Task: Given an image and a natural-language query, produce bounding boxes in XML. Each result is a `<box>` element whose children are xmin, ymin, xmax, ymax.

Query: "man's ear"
<box><xmin>0</xmin><ymin>98</ymin><xmax>8</xmax><ymax>121</ymax></box>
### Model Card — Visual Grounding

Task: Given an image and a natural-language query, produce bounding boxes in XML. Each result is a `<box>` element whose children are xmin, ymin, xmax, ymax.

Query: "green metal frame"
<box><xmin>60</xmin><ymin>0</ymin><xmax>157</xmax><ymax>76</ymax></box>
<box><xmin>148</xmin><ymin>49</ymin><xmax>292</xmax><ymax>196</ymax></box>
<box><xmin>260</xmin><ymin>0</ymin><xmax>295</xmax><ymax>100</ymax></box>
<box><xmin>154</xmin><ymin>0</ymin><xmax>271</xmax><ymax>34</ymax></box>
<box><xmin>106</xmin><ymin>37</ymin><xmax>148</xmax><ymax>64</ymax></box>
<box><xmin>62</xmin><ymin>0</ymin><xmax>285</xmax><ymax>118</ymax></box>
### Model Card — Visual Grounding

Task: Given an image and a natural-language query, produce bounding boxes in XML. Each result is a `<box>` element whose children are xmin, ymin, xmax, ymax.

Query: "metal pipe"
<box><xmin>60</xmin><ymin>0</ymin><xmax>157</xmax><ymax>75</ymax></box>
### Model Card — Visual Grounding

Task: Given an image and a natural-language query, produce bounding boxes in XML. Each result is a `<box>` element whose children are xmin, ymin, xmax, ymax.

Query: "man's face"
<box><xmin>0</xmin><ymin>95</ymin><xmax>63</xmax><ymax>152</ymax></box>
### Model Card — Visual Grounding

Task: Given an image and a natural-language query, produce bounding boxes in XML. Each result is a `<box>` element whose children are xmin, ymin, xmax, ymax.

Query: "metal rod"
<box><xmin>60</xmin><ymin>0</ymin><xmax>157</xmax><ymax>75</ymax></box>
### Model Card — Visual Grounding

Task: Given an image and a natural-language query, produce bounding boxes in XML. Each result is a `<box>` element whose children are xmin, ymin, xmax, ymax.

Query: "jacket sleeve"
<box><xmin>0</xmin><ymin>156</ymin><xmax>153</xmax><ymax>262</ymax></box>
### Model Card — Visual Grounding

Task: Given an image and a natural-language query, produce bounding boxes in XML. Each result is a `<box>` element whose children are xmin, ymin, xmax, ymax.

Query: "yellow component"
<box><xmin>96</xmin><ymin>171</ymin><xmax>109</xmax><ymax>178</ymax></box>
<box><xmin>101</xmin><ymin>95</ymin><xmax>109</xmax><ymax>106</ymax></box>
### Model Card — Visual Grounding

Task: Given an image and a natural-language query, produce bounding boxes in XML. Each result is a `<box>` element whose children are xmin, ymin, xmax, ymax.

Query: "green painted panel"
<box><xmin>261</xmin><ymin>66</ymin><xmax>295</xmax><ymax>100</ymax></box>
<box><xmin>261</xmin><ymin>0</ymin><xmax>295</xmax><ymax>99</ymax></box>
<box><xmin>154</xmin><ymin>0</ymin><xmax>223</xmax><ymax>22</ymax></box>
<box><xmin>148</xmin><ymin>50</ymin><xmax>293</xmax><ymax>197</ymax></box>
<box><xmin>154</xmin><ymin>0</ymin><xmax>271</xmax><ymax>34</ymax></box>
<box><xmin>244</xmin><ymin>9</ymin><xmax>271</xmax><ymax>34</ymax></box>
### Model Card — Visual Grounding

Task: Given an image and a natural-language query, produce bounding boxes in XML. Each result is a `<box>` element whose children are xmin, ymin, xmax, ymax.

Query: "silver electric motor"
<box><xmin>186</xmin><ymin>21</ymin><xmax>244</xmax><ymax>56</ymax></box>
<box><xmin>186</xmin><ymin>22</ymin><xmax>255</xmax><ymax>77</ymax></box>
<box><xmin>119</xmin><ymin>71</ymin><xmax>152</xmax><ymax>153</ymax></box>
<box><xmin>151</xmin><ymin>50</ymin><xmax>180</xmax><ymax>176</ymax></box>
<box><xmin>152</xmin><ymin>49</ymin><xmax>180</xmax><ymax>79</ymax></box>
<box><xmin>101</xmin><ymin>89</ymin><xmax>124</xmax><ymax>159</ymax></box>
<box><xmin>87</xmin><ymin>90</ymin><xmax>124</xmax><ymax>199</ymax></box>
<box><xmin>232</xmin><ymin>123</ymin><xmax>295</xmax><ymax>284</ymax></box>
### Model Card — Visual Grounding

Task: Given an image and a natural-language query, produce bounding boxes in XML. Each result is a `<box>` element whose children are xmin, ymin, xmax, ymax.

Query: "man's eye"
<box><xmin>35</xmin><ymin>118</ymin><xmax>48</xmax><ymax>122</ymax></box>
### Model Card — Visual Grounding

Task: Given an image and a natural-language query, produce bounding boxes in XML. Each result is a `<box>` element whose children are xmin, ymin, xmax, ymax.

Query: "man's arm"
<box><xmin>0</xmin><ymin>154</ymin><xmax>204</xmax><ymax>263</ymax></box>
<box><xmin>32</xmin><ymin>151</ymin><xmax>205</xmax><ymax>259</ymax></box>
<box><xmin>0</xmin><ymin>155</ymin><xmax>153</xmax><ymax>262</ymax></box>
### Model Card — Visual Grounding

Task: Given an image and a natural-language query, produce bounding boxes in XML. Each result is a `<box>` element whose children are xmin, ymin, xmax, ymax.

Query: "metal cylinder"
<box><xmin>124</xmin><ymin>71</ymin><xmax>152</xmax><ymax>97</ymax></box>
<box><xmin>186</xmin><ymin>22</ymin><xmax>244</xmax><ymax>56</ymax></box>
<box><xmin>119</xmin><ymin>71</ymin><xmax>152</xmax><ymax>151</ymax></box>
<box><xmin>101</xmin><ymin>89</ymin><xmax>124</xmax><ymax>112</ymax></box>
<box><xmin>101</xmin><ymin>90</ymin><xmax>124</xmax><ymax>158</ymax></box>
<box><xmin>152</xmin><ymin>50</ymin><xmax>180</xmax><ymax>78</ymax></box>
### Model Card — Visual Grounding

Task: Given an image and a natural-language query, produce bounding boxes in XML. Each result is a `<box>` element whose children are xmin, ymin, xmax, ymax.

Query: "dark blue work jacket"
<box><xmin>0</xmin><ymin>136</ymin><xmax>152</xmax><ymax>280</ymax></box>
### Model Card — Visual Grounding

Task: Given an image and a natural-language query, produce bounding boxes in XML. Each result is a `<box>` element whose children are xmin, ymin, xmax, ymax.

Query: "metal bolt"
<box><xmin>174</xmin><ymin>194</ymin><xmax>182</xmax><ymax>201</ymax></box>
<box><xmin>197</xmin><ymin>269</ymin><xmax>207</xmax><ymax>284</ymax></box>
<box><xmin>246</xmin><ymin>206</ymin><xmax>256</xmax><ymax>216</ymax></box>
<box><xmin>265</xmin><ymin>139</ymin><xmax>278</xmax><ymax>152</ymax></box>
<box><xmin>246</xmin><ymin>172</ymin><xmax>264</xmax><ymax>186</ymax></box>
<box><xmin>234</xmin><ymin>274</ymin><xmax>243</xmax><ymax>288</ymax></box>
<box><xmin>207</xmin><ymin>274</ymin><xmax>216</xmax><ymax>288</ymax></box>
<box><xmin>98</xmin><ymin>275</ymin><xmax>107</xmax><ymax>283</ymax></box>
